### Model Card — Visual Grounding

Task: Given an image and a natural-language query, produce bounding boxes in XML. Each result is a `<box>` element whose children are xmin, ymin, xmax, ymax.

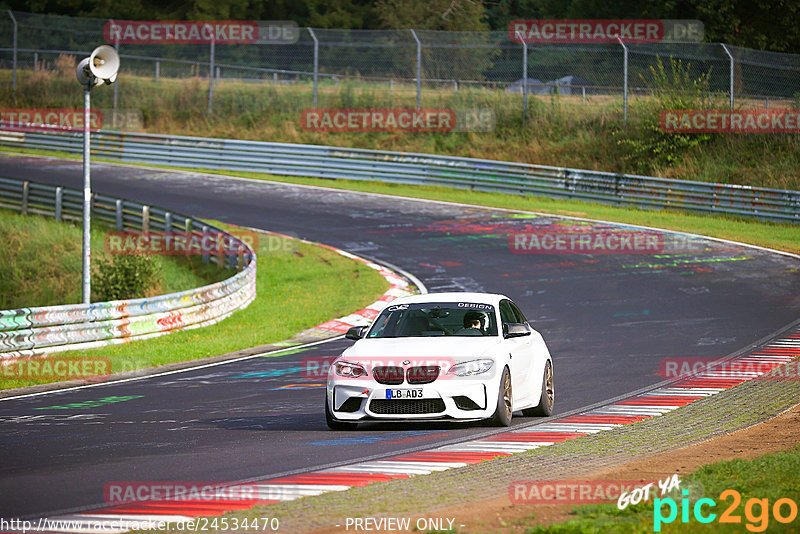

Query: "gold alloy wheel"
<box><xmin>502</xmin><ymin>369</ymin><xmax>513</xmax><ymax>420</ymax></box>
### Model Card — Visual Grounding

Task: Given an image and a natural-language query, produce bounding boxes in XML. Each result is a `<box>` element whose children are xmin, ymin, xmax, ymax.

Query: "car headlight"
<box><xmin>333</xmin><ymin>360</ymin><xmax>368</xmax><ymax>378</ymax></box>
<box><xmin>449</xmin><ymin>359</ymin><xmax>494</xmax><ymax>376</ymax></box>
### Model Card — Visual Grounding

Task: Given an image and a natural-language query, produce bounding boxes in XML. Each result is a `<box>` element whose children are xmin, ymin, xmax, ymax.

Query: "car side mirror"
<box><xmin>345</xmin><ymin>326</ymin><xmax>367</xmax><ymax>340</ymax></box>
<box><xmin>504</xmin><ymin>323</ymin><xmax>531</xmax><ymax>338</ymax></box>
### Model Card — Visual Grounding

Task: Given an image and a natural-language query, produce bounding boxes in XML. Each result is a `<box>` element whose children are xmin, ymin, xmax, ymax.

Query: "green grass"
<box><xmin>0</xmin><ymin>208</ymin><xmax>227</xmax><ymax>309</ymax></box>
<box><xmin>2</xmin><ymin>67</ymin><xmax>799</xmax><ymax>190</ymax></box>
<box><xmin>525</xmin><ymin>445</ymin><xmax>800</xmax><ymax>533</ymax></box>
<box><xmin>0</xmin><ymin>223</ymin><xmax>390</xmax><ymax>390</ymax></box>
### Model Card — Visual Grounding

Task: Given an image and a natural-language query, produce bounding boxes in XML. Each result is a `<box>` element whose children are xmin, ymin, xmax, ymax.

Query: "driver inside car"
<box><xmin>456</xmin><ymin>310</ymin><xmax>485</xmax><ymax>336</ymax></box>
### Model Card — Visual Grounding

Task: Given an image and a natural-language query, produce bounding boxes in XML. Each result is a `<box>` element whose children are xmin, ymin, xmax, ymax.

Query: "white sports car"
<box><xmin>326</xmin><ymin>292</ymin><xmax>554</xmax><ymax>429</ymax></box>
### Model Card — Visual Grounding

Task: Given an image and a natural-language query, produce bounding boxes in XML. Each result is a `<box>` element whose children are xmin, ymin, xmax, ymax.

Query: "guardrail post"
<box><xmin>201</xmin><ymin>225</ymin><xmax>209</xmax><ymax>263</ymax></box>
<box><xmin>21</xmin><ymin>180</ymin><xmax>28</xmax><ymax>215</ymax></box>
<box><xmin>142</xmin><ymin>205</ymin><xmax>150</xmax><ymax>232</ymax></box>
<box><xmin>115</xmin><ymin>199</ymin><xmax>123</xmax><ymax>230</ymax></box>
<box><xmin>55</xmin><ymin>187</ymin><xmax>62</xmax><ymax>221</ymax></box>
<box><xmin>307</xmin><ymin>28</ymin><xmax>319</xmax><ymax>108</ymax></box>
<box><xmin>8</xmin><ymin>11</ymin><xmax>17</xmax><ymax>92</ymax></box>
<box><xmin>720</xmin><ymin>43</ymin><xmax>735</xmax><ymax>110</ymax></box>
<box><xmin>410</xmin><ymin>29</ymin><xmax>421</xmax><ymax>109</ymax></box>
<box><xmin>164</xmin><ymin>212</ymin><xmax>172</xmax><ymax>233</ymax></box>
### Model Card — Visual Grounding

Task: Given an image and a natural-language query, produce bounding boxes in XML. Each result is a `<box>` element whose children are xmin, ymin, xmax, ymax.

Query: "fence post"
<box><xmin>410</xmin><ymin>29</ymin><xmax>421</xmax><ymax>109</ymax></box>
<box><xmin>110</xmin><ymin>23</ymin><xmax>119</xmax><ymax>111</ymax></box>
<box><xmin>115</xmin><ymin>199</ymin><xmax>123</xmax><ymax>230</ymax></box>
<box><xmin>55</xmin><ymin>187</ymin><xmax>62</xmax><ymax>221</ymax></box>
<box><xmin>202</xmin><ymin>225</ymin><xmax>209</xmax><ymax>263</ymax></box>
<box><xmin>8</xmin><ymin>11</ymin><xmax>17</xmax><ymax>92</ymax></box>
<box><xmin>155</xmin><ymin>60</ymin><xmax>160</xmax><ymax>82</ymax></box>
<box><xmin>207</xmin><ymin>26</ymin><xmax>215</xmax><ymax>115</ymax></box>
<box><xmin>515</xmin><ymin>31</ymin><xmax>528</xmax><ymax>120</ymax></box>
<box><xmin>307</xmin><ymin>27</ymin><xmax>319</xmax><ymax>108</ymax></box>
<box><xmin>34</xmin><ymin>52</ymin><xmax>38</xmax><ymax>71</ymax></box>
<box><xmin>164</xmin><ymin>212</ymin><xmax>172</xmax><ymax>232</ymax></box>
<box><xmin>720</xmin><ymin>43</ymin><xmax>735</xmax><ymax>110</ymax></box>
<box><xmin>617</xmin><ymin>36</ymin><xmax>628</xmax><ymax>122</ymax></box>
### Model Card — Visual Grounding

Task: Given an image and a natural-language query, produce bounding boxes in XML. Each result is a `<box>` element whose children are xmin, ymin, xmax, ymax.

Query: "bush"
<box><xmin>614</xmin><ymin>57</ymin><xmax>716</xmax><ymax>174</ymax></box>
<box><xmin>93</xmin><ymin>254</ymin><xmax>160</xmax><ymax>302</ymax></box>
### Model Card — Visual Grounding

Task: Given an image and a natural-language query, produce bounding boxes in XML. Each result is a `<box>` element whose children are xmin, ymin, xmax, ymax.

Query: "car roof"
<box><xmin>388</xmin><ymin>292</ymin><xmax>509</xmax><ymax>306</ymax></box>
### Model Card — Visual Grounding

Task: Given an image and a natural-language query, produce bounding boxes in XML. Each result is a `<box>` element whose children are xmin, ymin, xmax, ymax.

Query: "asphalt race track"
<box><xmin>1</xmin><ymin>154</ymin><xmax>798</xmax><ymax>519</ymax></box>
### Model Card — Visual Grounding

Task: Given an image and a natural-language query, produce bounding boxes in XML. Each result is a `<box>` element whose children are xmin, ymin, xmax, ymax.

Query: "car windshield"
<box><xmin>367</xmin><ymin>302</ymin><xmax>498</xmax><ymax>338</ymax></box>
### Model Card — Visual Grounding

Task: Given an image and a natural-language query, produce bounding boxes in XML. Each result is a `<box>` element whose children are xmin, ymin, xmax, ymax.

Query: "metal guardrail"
<box><xmin>0</xmin><ymin>176</ymin><xmax>257</xmax><ymax>359</ymax></box>
<box><xmin>1</xmin><ymin>129</ymin><xmax>797</xmax><ymax>223</ymax></box>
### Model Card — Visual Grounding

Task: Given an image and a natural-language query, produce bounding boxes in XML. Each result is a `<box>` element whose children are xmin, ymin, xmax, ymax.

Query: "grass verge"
<box><xmin>0</xmin><ymin>222</ymin><xmax>390</xmax><ymax>391</ymax></box>
<box><xmin>527</xmin><ymin>445</ymin><xmax>800</xmax><ymax>533</ymax></box>
<box><xmin>1</xmin><ymin>69</ymin><xmax>799</xmax><ymax>190</ymax></box>
<box><xmin>0</xmin><ymin>208</ymin><xmax>227</xmax><ymax>309</ymax></box>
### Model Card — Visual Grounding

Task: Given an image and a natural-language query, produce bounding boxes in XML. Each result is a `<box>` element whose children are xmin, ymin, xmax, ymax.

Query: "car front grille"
<box><xmin>369</xmin><ymin>398</ymin><xmax>446</xmax><ymax>415</ymax></box>
<box><xmin>373</xmin><ymin>366</ymin><xmax>405</xmax><ymax>385</ymax></box>
<box><xmin>406</xmin><ymin>365</ymin><xmax>439</xmax><ymax>384</ymax></box>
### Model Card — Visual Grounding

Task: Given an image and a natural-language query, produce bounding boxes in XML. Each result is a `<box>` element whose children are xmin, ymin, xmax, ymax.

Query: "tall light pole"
<box><xmin>76</xmin><ymin>45</ymin><xmax>120</xmax><ymax>304</ymax></box>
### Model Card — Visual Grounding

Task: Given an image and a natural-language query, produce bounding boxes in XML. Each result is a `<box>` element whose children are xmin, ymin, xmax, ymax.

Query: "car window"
<box><xmin>367</xmin><ymin>302</ymin><xmax>498</xmax><ymax>337</ymax></box>
<box><xmin>510</xmin><ymin>301</ymin><xmax>527</xmax><ymax>323</ymax></box>
<box><xmin>499</xmin><ymin>300</ymin><xmax>517</xmax><ymax>325</ymax></box>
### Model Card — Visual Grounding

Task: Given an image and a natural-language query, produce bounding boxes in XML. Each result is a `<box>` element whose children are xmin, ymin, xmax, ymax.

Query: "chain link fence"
<box><xmin>1</xmin><ymin>10</ymin><xmax>800</xmax><ymax>119</ymax></box>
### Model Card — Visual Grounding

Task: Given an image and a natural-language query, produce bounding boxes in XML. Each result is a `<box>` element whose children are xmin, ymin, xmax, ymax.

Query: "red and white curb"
<box><xmin>20</xmin><ymin>329</ymin><xmax>799</xmax><ymax>533</ymax></box>
<box><xmin>314</xmin><ymin>250</ymin><xmax>417</xmax><ymax>333</ymax></box>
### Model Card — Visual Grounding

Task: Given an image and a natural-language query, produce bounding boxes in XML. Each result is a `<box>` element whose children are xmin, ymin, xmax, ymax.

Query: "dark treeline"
<box><xmin>1</xmin><ymin>0</ymin><xmax>797</xmax><ymax>53</ymax></box>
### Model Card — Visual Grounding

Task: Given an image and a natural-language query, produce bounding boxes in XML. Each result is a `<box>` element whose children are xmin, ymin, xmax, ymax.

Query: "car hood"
<box><xmin>341</xmin><ymin>336</ymin><xmax>502</xmax><ymax>362</ymax></box>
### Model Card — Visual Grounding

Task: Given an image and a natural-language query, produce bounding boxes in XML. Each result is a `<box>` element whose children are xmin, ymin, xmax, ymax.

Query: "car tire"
<box><xmin>325</xmin><ymin>399</ymin><xmax>358</xmax><ymax>430</ymax></box>
<box><xmin>490</xmin><ymin>366</ymin><xmax>513</xmax><ymax>427</ymax></box>
<box><xmin>522</xmin><ymin>360</ymin><xmax>554</xmax><ymax>417</ymax></box>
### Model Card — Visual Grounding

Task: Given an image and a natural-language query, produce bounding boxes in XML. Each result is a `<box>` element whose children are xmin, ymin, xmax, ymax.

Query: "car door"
<box><xmin>500</xmin><ymin>299</ymin><xmax>533</xmax><ymax>406</ymax></box>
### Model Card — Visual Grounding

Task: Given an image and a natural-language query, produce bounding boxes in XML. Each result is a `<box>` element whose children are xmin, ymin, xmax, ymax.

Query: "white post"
<box><xmin>82</xmin><ymin>85</ymin><xmax>92</xmax><ymax>303</ymax></box>
<box><xmin>617</xmin><ymin>36</ymin><xmax>628</xmax><ymax>122</ymax></box>
<box><xmin>721</xmin><ymin>43</ymin><xmax>735</xmax><ymax>110</ymax></box>
<box><xmin>410</xmin><ymin>29</ymin><xmax>421</xmax><ymax>109</ymax></box>
<box><xmin>516</xmin><ymin>31</ymin><xmax>528</xmax><ymax>120</ymax></box>
<box><xmin>8</xmin><ymin>11</ymin><xmax>17</xmax><ymax>92</ymax></box>
<box><xmin>207</xmin><ymin>26</ymin><xmax>215</xmax><ymax>115</ymax></box>
<box><xmin>307</xmin><ymin>28</ymin><xmax>319</xmax><ymax>108</ymax></box>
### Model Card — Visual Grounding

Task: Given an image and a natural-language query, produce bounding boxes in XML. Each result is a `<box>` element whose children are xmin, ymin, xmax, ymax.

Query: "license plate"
<box><xmin>386</xmin><ymin>388</ymin><xmax>423</xmax><ymax>399</ymax></box>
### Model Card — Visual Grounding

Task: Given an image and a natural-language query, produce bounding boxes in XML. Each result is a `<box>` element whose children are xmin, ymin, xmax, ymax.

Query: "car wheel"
<box><xmin>490</xmin><ymin>366</ymin><xmax>513</xmax><ymax>427</ymax></box>
<box><xmin>325</xmin><ymin>399</ymin><xmax>358</xmax><ymax>430</ymax></box>
<box><xmin>523</xmin><ymin>360</ymin><xmax>554</xmax><ymax>417</ymax></box>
